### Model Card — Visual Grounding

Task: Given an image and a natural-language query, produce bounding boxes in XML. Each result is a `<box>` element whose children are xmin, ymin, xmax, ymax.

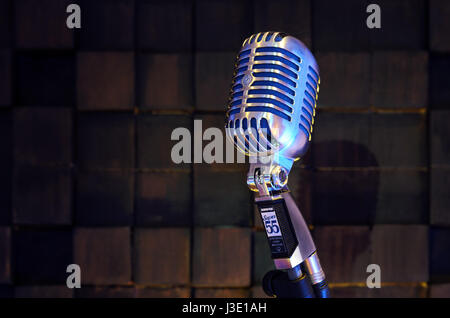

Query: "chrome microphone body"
<box><xmin>225</xmin><ymin>32</ymin><xmax>329</xmax><ymax>298</ymax></box>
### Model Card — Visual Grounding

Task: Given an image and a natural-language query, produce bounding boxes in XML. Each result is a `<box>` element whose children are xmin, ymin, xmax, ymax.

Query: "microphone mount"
<box><xmin>247</xmin><ymin>157</ymin><xmax>329</xmax><ymax>298</ymax></box>
<box><xmin>247</xmin><ymin>158</ymin><xmax>292</xmax><ymax>198</ymax></box>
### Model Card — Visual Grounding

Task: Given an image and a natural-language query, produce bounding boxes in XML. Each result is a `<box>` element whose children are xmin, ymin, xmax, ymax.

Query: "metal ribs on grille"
<box><xmin>227</xmin><ymin>46</ymin><xmax>302</xmax><ymax>123</ymax></box>
<box><xmin>226</xmin><ymin>117</ymin><xmax>274</xmax><ymax>153</ymax></box>
<box><xmin>299</xmin><ymin>66</ymin><xmax>320</xmax><ymax>141</ymax></box>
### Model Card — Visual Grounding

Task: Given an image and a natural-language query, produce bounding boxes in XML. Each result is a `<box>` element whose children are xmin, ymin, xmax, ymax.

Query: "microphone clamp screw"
<box><xmin>271</xmin><ymin>166</ymin><xmax>288</xmax><ymax>190</ymax></box>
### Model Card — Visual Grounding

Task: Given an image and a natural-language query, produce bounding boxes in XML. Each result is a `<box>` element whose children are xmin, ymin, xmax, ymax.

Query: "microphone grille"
<box><xmin>229</xmin><ymin>32</ymin><xmax>298</xmax><ymax>122</ymax></box>
<box><xmin>226</xmin><ymin>32</ymin><xmax>320</xmax><ymax>159</ymax></box>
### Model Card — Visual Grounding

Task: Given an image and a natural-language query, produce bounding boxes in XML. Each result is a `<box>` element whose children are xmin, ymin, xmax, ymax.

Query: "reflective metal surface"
<box><xmin>304</xmin><ymin>252</ymin><xmax>326</xmax><ymax>284</ymax></box>
<box><xmin>225</xmin><ymin>33</ymin><xmax>323</xmax><ymax>280</ymax></box>
<box><xmin>277</xmin><ymin>191</ymin><xmax>316</xmax><ymax>268</ymax></box>
<box><xmin>225</xmin><ymin>31</ymin><xmax>320</xmax><ymax>172</ymax></box>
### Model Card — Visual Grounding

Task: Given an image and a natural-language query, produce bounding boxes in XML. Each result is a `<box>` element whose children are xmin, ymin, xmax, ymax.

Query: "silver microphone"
<box><xmin>225</xmin><ymin>32</ymin><xmax>328</xmax><ymax>298</ymax></box>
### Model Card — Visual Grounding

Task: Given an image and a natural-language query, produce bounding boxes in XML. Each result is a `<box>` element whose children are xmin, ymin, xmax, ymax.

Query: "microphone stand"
<box><xmin>248</xmin><ymin>158</ymin><xmax>330</xmax><ymax>298</ymax></box>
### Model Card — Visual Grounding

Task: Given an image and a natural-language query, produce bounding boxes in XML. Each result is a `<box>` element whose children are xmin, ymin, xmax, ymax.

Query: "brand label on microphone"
<box><xmin>261</xmin><ymin>209</ymin><xmax>287</xmax><ymax>255</ymax></box>
<box><xmin>258</xmin><ymin>199</ymin><xmax>298</xmax><ymax>258</ymax></box>
<box><xmin>261</xmin><ymin>211</ymin><xmax>281</xmax><ymax>238</ymax></box>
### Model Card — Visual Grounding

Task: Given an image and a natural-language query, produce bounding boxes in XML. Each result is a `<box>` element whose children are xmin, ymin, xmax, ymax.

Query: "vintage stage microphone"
<box><xmin>225</xmin><ymin>32</ymin><xmax>329</xmax><ymax>298</ymax></box>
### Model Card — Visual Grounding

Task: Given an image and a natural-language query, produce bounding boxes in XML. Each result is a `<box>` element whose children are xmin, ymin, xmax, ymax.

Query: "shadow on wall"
<box><xmin>311</xmin><ymin>140</ymin><xmax>379</xmax><ymax>225</ymax></box>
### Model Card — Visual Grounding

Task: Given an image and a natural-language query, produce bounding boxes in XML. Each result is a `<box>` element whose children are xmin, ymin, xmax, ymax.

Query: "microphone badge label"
<box><xmin>260</xmin><ymin>206</ymin><xmax>288</xmax><ymax>255</ymax></box>
<box><xmin>261</xmin><ymin>211</ymin><xmax>281</xmax><ymax>238</ymax></box>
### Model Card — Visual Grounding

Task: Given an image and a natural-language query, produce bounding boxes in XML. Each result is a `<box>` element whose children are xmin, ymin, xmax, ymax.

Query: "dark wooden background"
<box><xmin>0</xmin><ymin>0</ymin><xmax>449</xmax><ymax>298</ymax></box>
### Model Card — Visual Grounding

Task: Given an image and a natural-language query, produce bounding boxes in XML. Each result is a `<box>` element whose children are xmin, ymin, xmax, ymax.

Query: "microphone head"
<box><xmin>225</xmin><ymin>32</ymin><xmax>320</xmax><ymax>161</ymax></box>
